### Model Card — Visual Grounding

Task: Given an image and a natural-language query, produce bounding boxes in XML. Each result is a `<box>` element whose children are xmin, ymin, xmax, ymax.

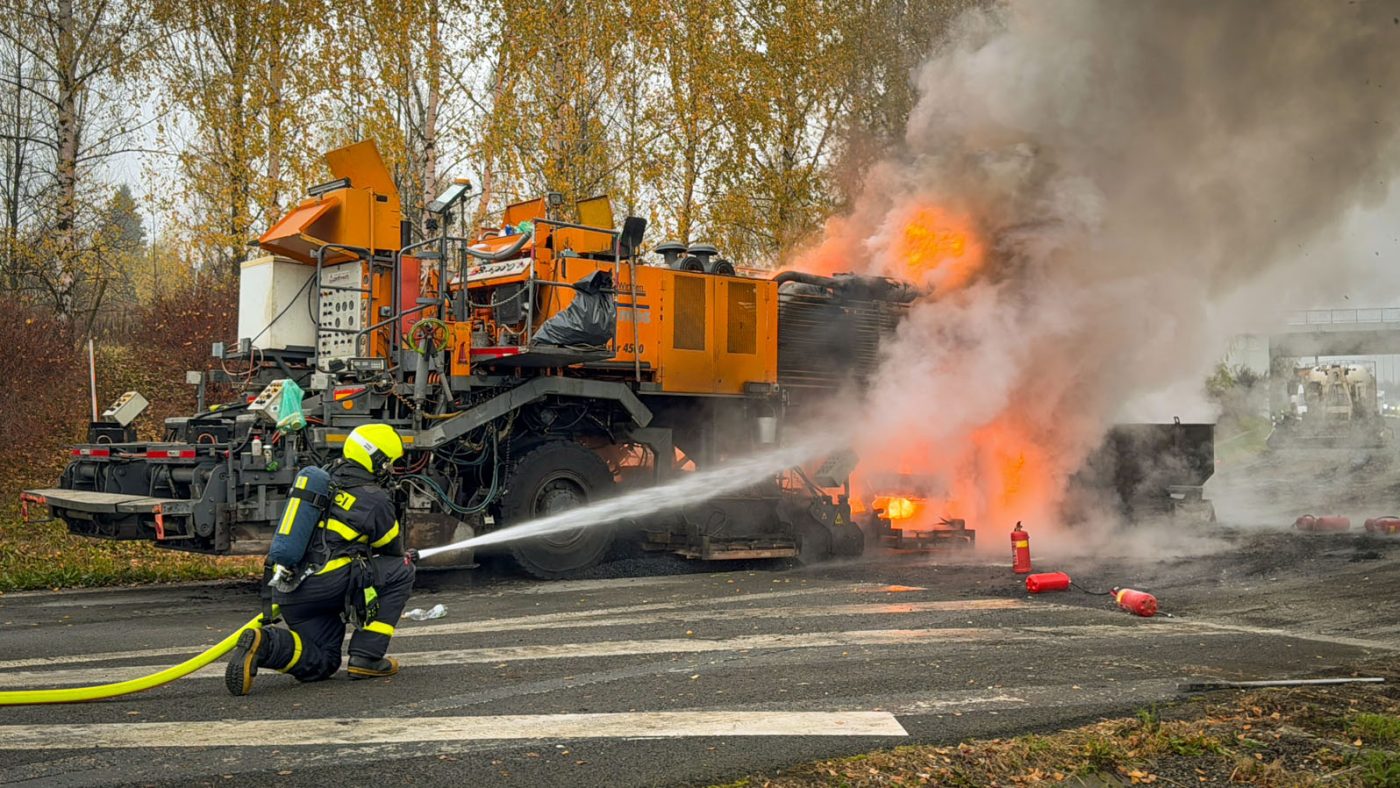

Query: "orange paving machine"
<box><xmin>29</xmin><ymin>141</ymin><xmax>918</xmax><ymax>578</ymax></box>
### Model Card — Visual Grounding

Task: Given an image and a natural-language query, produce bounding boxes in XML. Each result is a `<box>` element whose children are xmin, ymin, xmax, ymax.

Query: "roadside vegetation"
<box><xmin>723</xmin><ymin>676</ymin><xmax>1400</xmax><ymax>786</ymax></box>
<box><xmin>1207</xmin><ymin>362</ymin><xmax>1273</xmax><ymax>468</ymax></box>
<box><xmin>0</xmin><ymin>517</ymin><xmax>257</xmax><ymax>593</ymax></box>
<box><xmin>0</xmin><ymin>289</ymin><xmax>258</xmax><ymax>592</ymax></box>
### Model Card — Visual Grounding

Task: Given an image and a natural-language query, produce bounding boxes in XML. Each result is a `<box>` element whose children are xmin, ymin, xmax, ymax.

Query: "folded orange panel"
<box><xmin>258</xmin><ymin>199</ymin><xmax>334</xmax><ymax>264</ymax></box>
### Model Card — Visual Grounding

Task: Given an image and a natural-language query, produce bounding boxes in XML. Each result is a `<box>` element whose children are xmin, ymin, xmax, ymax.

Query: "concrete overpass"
<box><xmin>1270</xmin><ymin>308</ymin><xmax>1400</xmax><ymax>358</ymax></box>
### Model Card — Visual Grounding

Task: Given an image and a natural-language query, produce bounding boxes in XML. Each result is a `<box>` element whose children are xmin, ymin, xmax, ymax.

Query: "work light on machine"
<box><xmin>427</xmin><ymin>178</ymin><xmax>475</xmax><ymax>215</ymax></box>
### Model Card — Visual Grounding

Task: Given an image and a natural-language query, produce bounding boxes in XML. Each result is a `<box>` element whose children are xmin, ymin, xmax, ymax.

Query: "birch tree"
<box><xmin>0</xmin><ymin>0</ymin><xmax>161</xmax><ymax>318</ymax></box>
<box><xmin>338</xmin><ymin>0</ymin><xmax>485</xmax><ymax>240</ymax></box>
<box><xmin>152</xmin><ymin>0</ymin><xmax>328</xmax><ymax>275</ymax></box>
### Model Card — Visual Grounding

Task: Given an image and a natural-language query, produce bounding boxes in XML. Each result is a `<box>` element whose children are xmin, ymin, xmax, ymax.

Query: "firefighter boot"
<box><xmin>347</xmin><ymin>655</ymin><xmax>399</xmax><ymax>680</ymax></box>
<box><xmin>224</xmin><ymin>629</ymin><xmax>269</xmax><ymax>696</ymax></box>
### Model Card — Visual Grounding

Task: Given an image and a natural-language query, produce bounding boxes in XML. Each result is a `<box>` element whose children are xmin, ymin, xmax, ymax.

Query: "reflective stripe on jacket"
<box><xmin>305</xmin><ymin>464</ymin><xmax>402</xmax><ymax>575</ymax></box>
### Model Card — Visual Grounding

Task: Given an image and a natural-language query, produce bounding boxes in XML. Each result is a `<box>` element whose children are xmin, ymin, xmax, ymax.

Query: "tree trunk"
<box><xmin>54</xmin><ymin>0</ymin><xmax>80</xmax><ymax>314</ymax></box>
<box><xmin>471</xmin><ymin>47</ymin><xmax>511</xmax><ymax>233</ymax></box>
<box><xmin>420</xmin><ymin>0</ymin><xmax>441</xmax><ymax>230</ymax></box>
<box><xmin>2</xmin><ymin>46</ymin><xmax>24</xmax><ymax>293</ymax></box>
<box><xmin>265</xmin><ymin>0</ymin><xmax>285</xmax><ymax>224</ymax></box>
<box><xmin>227</xmin><ymin>3</ymin><xmax>251</xmax><ymax>277</ymax></box>
<box><xmin>679</xmin><ymin>136</ymin><xmax>698</xmax><ymax>245</ymax></box>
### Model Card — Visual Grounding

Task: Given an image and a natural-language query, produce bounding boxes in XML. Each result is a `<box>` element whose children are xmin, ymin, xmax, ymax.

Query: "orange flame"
<box><xmin>793</xmin><ymin>201</ymin><xmax>1058</xmax><ymax>545</ymax></box>
<box><xmin>894</xmin><ymin>205</ymin><xmax>985</xmax><ymax>290</ymax></box>
<box><xmin>783</xmin><ymin>203</ymin><xmax>985</xmax><ymax>289</ymax></box>
<box><xmin>862</xmin><ymin>419</ymin><xmax>1057</xmax><ymax>536</ymax></box>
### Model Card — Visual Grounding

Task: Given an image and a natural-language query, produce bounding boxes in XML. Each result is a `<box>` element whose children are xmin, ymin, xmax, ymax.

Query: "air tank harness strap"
<box><xmin>288</xmin><ymin>484</ymin><xmax>331</xmax><ymax>510</ymax></box>
<box><xmin>259</xmin><ymin>559</ymin><xmax>281</xmax><ymax>625</ymax></box>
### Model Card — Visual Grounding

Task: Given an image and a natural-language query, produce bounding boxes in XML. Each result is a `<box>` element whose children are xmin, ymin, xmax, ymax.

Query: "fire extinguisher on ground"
<box><xmin>1011</xmin><ymin>521</ymin><xmax>1031</xmax><ymax>574</ymax></box>
<box><xmin>1113</xmin><ymin>587</ymin><xmax>1158</xmax><ymax>617</ymax></box>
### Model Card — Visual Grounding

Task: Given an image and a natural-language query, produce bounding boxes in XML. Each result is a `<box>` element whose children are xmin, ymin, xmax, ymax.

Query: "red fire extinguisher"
<box><xmin>1011</xmin><ymin>522</ymin><xmax>1031</xmax><ymax>574</ymax></box>
<box><xmin>1113</xmin><ymin>587</ymin><xmax>1158</xmax><ymax>617</ymax></box>
<box><xmin>1365</xmin><ymin>516</ymin><xmax>1400</xmax><ymax>535</ymax></box>
<box><xmin>1026</xmin><ymin>571</ymin><xmax>1070</xmax><ymax>593</ymax></box>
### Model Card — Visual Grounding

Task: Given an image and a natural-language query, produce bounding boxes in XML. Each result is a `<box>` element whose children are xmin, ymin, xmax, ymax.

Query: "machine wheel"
<box><xmin>499</xmin><ymin>441</ymin><xmax>616</xmax><ymax>579</ymax></box>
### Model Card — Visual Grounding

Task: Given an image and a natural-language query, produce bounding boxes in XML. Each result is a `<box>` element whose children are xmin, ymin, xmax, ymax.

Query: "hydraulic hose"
<box><xmin>461</xmin><ymin>228</ymin><xmax>534</xmax><ymax>262</ymax></box>
<box><xmin>0</xmin><ymin>614</ymin><xmax>267</xmax><ymax>706</ymax></box>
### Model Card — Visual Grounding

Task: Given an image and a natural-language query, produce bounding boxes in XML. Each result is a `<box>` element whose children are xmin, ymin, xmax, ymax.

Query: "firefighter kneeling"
<box><xmin>225</xmin><ymin>423</ymin><xmax>417</xmax><ymax>695</ymax></box>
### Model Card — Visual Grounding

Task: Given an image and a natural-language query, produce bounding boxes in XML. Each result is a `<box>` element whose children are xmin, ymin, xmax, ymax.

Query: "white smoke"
<box><xmin>803</xmin><ymin>1</ymin><xmax>1400</xmax><ymax>542</ymax></box>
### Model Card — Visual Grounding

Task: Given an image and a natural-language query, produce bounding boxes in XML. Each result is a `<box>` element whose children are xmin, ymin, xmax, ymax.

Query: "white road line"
<box><xmin>0</xmin><ymin>711</ymin><xmax>908</xmax><ymax>749</ymax></box>
<box><xmin>394</xmin><ymin>598</ymin><xmax>1037</xmax><ymax>638</ymax></box>
<box><xmin>494</xmin><ymin>574</ymin><xmax>776</xmax><ymax>595</ymax></box>
<box><xmin>0</xmin><ymin>586</ymin><xmax>835</xmax><ymax>670</ymax></box>
<box><xmin>0</xmin><ymin>624</ymin><xmax>1225</xmax><ymax>688</ymax></box>
<box><xmin>1177</xmin><ymin>619</ymin><xmax>1400</xmax><ymax>652</ymax></box>
<box><xmin>0</xmin><ymin>591</ymin><xmax>1022</xmax><ymax>671</ymax></box>
<box><xmin>0</xmin><ymin>645</ymin><xmax>217</xmax><ymax>670</ymax></box>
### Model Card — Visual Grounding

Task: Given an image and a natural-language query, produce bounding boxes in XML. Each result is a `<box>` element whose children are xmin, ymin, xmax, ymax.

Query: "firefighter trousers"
<box><xmin>262</xmin><ymin>555</ymin><xmax>416</xmax><ymax>682</ymax></box>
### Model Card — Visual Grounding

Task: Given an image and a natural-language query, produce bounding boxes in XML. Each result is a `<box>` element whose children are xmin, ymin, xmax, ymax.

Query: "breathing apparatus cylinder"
<box><xmin>267</xmin><ymin>465</ymin><xmax>332</xmax><ymax>572</ymax></box>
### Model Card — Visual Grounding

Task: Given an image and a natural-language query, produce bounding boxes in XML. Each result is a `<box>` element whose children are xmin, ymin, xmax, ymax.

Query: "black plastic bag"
<box><xmin>532</xmin><ymin>270</ymin><xmax>617</xmax><ymax>347</ymax></box>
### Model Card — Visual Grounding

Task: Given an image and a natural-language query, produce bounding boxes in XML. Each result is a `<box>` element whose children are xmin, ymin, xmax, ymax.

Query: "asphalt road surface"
<box><xmin>1</xmin><ymin>534</ymin><xmax>1396</xmax><ymax>787</ymax></box>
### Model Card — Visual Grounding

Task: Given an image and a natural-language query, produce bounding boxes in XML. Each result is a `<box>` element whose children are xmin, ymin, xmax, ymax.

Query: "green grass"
<box><xmin>1350</xmin><ymin>712</ymin><xmax>1400</xmax><ymax>748</ymax></box>
<box><xmin>1076</xmin><ymin>735</ymin><xmax>1120</xmax><ymax>774</ymax></box>
<box><xmin>1165</xmin><ymin>732</ymin><xmax>1226</xmax><ymax>757</ymax></box>
<box><xmin>1135</xmin><ymin>704</ymin><xmax>1162</xmax><ymax>733</ymax></box>
<box><xmin>0</xmin><ymin>513</ymin><xmax>257</xmax><ymax>592</ymax></box>
<box><xmin>1351</xmin><ymin>750</ymin><xmax>1400</xmax><ymax>785</ymax></box>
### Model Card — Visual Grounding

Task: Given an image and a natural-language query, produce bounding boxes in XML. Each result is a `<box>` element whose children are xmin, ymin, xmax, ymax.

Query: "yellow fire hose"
<box><xmin>0</xmin><ymin>614</ymin><xmax>268</xmax><ymax>706</ymax></box>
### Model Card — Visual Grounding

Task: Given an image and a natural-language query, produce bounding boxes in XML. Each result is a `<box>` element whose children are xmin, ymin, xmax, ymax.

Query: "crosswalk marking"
<box><xmin>0</xmin><ymin>623</ymin><xmax>1221</xmax><ymax>688</ymax></box>
<box><xmin>0</xmin><ymin>595</ymin><xmax>1035</xmax><ymax>671</ymax></box>
<box><xmin>0</xmin><ymin>711</ymin><xmax>908</xmax><ymax>749</ymax></box>
<box><xmin>0</xmin><ymin>585</ymin><xmax>837</xmax><ymax>671</ymax></box>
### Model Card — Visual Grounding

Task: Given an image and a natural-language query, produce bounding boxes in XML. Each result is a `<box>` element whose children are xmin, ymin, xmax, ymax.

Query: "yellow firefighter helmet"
<box><xmin>343</xmin><ymin>423</ymin><xmax>405</xmax><ymax>473</ymax></box>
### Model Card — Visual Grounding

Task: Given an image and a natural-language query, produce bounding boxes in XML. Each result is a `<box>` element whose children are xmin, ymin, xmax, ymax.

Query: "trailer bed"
<box><xmin>24</xmin><ymin>489</ymin><xmax>188</xmax><ymax>515</ymax></box>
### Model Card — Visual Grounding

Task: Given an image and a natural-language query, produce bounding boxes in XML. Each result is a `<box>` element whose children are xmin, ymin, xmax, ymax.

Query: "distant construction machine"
<box><xmin>1269</xmin><ymin>362</ymin><xmax>1391</xmax><ymax>449</ymax></box>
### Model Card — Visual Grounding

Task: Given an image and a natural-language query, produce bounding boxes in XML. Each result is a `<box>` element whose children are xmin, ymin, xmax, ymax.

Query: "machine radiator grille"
<box><xmin>674</xmin><ymin>275</ymin><xmax>706</xmax><ymax>350</ymax></box>
<box><xmin>777</xmin><ymin>292</ymin><xmax>906</xmax><ymax>388</ymax></box>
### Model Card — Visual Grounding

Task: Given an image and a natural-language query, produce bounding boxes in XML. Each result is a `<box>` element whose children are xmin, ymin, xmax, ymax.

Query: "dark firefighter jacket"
<box><xmin>281</xmin><ymin>463</ymin><xmax>403</xmax><ymax>603</ymax></box>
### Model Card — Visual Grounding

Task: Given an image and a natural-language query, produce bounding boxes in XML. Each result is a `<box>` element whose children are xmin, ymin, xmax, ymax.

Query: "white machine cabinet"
<box><xmin>238</xmin><ymin>255</ymin><xmax>317</xmax><ymax>351</ymax></box>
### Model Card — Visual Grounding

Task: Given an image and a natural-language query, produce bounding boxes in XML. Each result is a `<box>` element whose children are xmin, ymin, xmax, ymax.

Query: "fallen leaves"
<box><xmin>727</xmin><ymin>681</ymin><xmax>1400</xmax><ymax>788</ymax></box>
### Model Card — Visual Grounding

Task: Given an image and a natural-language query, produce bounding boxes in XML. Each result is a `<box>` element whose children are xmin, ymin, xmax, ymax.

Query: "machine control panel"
<box><xmin>318</xmin><ymin>262</ymin><xmax>368</xmax><ymax>360</ymax></box>
<box><xmin>248</xmin><ymin>380</ymin><xmax>286</xmax><ymax>424</ymax></box>
<box><xmin>467</xmin><ymin>257</ymin><xmax>531</xmax><ymax>283</ymax></box>
<box><xmin>102</xmin><ymin>391</ymin><xmax>149</xmax><ymax>427</ymax></box>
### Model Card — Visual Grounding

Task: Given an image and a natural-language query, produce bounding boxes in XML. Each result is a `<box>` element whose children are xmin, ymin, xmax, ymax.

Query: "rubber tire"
<box><xmin>499</xmin><ymin>441</ymin><xmax>616</xmax><ymax>579</ymax></box>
